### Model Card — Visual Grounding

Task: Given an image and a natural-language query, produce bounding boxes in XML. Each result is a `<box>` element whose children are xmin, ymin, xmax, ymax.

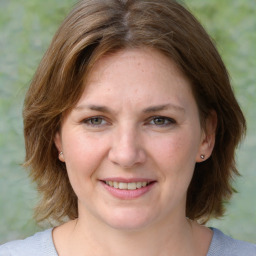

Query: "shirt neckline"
<box><xmin>48</xmin><ymin>227</ymin><xmax>218</xmax><ymax>255</ymax></box>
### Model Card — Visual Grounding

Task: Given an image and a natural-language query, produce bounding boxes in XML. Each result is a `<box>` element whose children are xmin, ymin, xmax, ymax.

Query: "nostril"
<box><xmin>108</xmin><ymin>146</ymin><xmax>146</xmax><ymax>168</ymax></box>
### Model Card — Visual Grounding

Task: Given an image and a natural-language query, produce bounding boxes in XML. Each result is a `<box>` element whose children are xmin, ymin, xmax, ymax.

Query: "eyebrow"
<box><xmin>142</xmin><ymin>104</ymin><xmax>185</xmax><ymax>113</ymax></box>
<box><xmin>74</xmin><ymin>104</ymin><xmax>113</xmax><ymax>113</ymax></box>
<box><xmin>74</xmin><ymin>103</ymin><xmax>185</xmax><ymax>114</ymax></box>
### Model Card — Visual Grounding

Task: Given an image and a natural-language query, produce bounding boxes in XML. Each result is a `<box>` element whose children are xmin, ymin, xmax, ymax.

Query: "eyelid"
<box><xmin>81</xmin><ymin>115</ymin><xmax>176</xmax><ymax>128</ymax></box>
<box><xmin>146</xmin><ymin>116</ymin><xmax>176</xmax><ymax>126</ymax></box>
<box><xmin>82</xmin><ymin>116</ymin><xmax>109</xmax><ymax>127</ymax></box>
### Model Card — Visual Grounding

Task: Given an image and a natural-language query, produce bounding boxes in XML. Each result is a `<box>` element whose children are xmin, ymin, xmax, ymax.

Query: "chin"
<box><xmin>102</xmin><ymin>207</ymin><xmax>156</xmax><ymax>231</ymax></box>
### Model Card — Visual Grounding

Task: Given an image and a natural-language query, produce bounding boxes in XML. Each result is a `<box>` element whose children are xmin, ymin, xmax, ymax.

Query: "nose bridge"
<box><xmin>108</xmin><ymin>122</ymin><xmax>145</xmax><ymax>168</ymax></box>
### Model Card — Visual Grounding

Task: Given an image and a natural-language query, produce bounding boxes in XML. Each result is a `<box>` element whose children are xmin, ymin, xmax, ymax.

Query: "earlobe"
<box><xmin>58</xmin><ymin>151</ymin><xmax>65</xmax><ymax>162</ymax></box>
<box><xmin>196</xmin><ymin>110</ymin><xmax>217</xmax><ymax>162</ymax></box>
<box><xmin>54</xmin><ymin>132</ymin><xmax>65</xmax><ymax>162</ymax></box>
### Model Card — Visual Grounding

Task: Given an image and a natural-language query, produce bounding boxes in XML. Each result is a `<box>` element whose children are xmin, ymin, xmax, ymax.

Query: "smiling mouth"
<box><xmin>103</xmin><ymin>181</ymin><xmax>153</xmax><ymax>190</ymax></box>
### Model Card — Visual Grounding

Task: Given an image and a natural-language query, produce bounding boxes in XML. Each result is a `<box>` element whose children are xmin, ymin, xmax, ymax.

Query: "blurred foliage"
<box><xmin>0</xmin><ymin>0</ymin><xmax>255</xmax><ymax>244</ymax></box>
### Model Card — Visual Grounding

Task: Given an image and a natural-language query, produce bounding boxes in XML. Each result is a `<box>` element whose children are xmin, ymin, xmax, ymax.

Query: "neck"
<box><xmin>53</xmin><ymin>205</ymin><xmax>213</xmax><ymax>256</ymax></box>
<box><xmin>67</xmin><ymin>213</ymin><xmax>196</xmax><ymax>256</ymax></box>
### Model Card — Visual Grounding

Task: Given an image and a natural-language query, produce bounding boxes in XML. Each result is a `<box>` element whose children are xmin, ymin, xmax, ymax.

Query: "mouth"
<box><xmin>103</xmin><ymin>181</ymin><xmax>154</xmax><ymax>190</ymax></box>
<box><xmin>101</xmin><ymin>179</ymin><xmax>156</xmax><ymax>199</ymax></box>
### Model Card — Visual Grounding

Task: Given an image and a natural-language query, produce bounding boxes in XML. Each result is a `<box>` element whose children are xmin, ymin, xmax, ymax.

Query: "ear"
<box><xmin>54</xmin><ymin>132</ymin><xmax>65</xmax><ymax>162</ymax></box>
<box><xmin>196</xmin><ymin>110</ymin><xmax>217</xmax><ymax>162</ymax></box>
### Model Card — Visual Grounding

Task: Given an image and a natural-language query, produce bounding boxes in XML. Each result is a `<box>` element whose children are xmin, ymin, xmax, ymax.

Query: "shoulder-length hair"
<box><xmin>23</xmin><ymin>0</ymin><xmax>246</xmax><ymax>224</ymax></box>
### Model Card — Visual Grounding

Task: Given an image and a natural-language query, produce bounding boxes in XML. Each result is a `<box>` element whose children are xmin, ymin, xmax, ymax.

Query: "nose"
<box><xmin>108</xmin><ymin>126</ymin><xmax>146</xmax><ymax>168</ymax></box>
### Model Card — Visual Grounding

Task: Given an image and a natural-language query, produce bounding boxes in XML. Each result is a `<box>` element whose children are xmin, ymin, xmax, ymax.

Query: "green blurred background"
<box><xmin>0</xmin><ymin>0</ymin><xmax>255</xmax><ymax>244</ymax></box>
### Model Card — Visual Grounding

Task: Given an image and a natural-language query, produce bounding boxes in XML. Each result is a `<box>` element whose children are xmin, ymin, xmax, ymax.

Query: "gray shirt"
<box><xmin>0</xmin><ymin>228</ymin><xmax>255</xmax><ymax>255</ymax></box>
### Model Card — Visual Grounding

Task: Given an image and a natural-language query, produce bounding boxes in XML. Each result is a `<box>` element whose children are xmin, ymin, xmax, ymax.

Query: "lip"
<box><xmin>103</xmin><ymin>177</ymin><xmax>155</xmax><ymax>183</ymax></box>
<box><xmin>100</xmin><ymin>178</ymin><xmax>156</xmax><ymax>200</ymax></box>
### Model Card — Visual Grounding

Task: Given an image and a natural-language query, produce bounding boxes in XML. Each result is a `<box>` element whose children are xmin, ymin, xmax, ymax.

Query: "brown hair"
<box><xmin>23</xmin><ymin>0</ymin><xmax>246</xmax><ymax>224</ymax></box>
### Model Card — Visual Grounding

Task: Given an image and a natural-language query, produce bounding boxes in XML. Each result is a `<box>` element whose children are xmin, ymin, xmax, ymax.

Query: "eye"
<box><xmin>149</xmin><ymin>116</ymin><xmax>176</xmax><ymax>126</ymax></box>
<box><xmin>83</xmin><ymin>116</ymin><xmax>107</xmax><ymax>127</ymax></box>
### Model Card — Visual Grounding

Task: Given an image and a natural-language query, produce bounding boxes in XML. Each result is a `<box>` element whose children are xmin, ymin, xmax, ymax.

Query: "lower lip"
<box><xmin>102</xmin><ymin>182</ymin><xmax>156</xmax><ymax>200</ymax></box>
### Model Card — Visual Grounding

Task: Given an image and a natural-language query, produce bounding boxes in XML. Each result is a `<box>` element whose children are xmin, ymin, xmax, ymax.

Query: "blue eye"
<box><xmin>149</xmin><ymin>116</ymin><xmax>175</xmax><ymax>126</ymax></box>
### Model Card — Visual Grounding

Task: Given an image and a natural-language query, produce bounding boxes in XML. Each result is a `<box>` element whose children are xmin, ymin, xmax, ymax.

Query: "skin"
<box><xmin>54</xmin><ymin>48</ymin><xmax>216</xmax><ymax>256</ymax></box>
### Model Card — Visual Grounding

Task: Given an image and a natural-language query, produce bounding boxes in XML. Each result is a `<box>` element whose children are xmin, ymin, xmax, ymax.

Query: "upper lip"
<box><xmin>101</xmin><ymin>177</ymin><xmax>156</xmax><ymax>183</ymax></box>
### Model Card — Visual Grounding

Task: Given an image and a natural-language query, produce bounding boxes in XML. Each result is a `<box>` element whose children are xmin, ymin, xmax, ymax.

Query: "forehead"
<box><xmin>67</xmin><ymin>47</ymin><xmax>202</xmax><ymax>128</ymax></box>
<box><xmin>80</xmin><ymin>48</ymin><xmax>194</xmax><ymax>104</ymax></box>
<box><xmin>87</xmin><ymin>48</ymin><xmax>187</xmax><ymax>83</ymax></box>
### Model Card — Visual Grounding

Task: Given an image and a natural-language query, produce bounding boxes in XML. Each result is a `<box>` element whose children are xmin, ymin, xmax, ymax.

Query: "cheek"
<box><xmin>150</xmin><ymin>132</ymin><xmax>199</xmax><ymax>166</ymax></box>
<box><xmin>62</xmin><ymin>132</ymin><xmax>108</xmax><ymax>180</ymax></box>
<box><xmin>148</xmin><ymin>130</ymin><xmax>201</xmax><ymax>194</ymax></box>
<box><xmin>62</xmin><ymin>134</ymin><xmax>109</xmax><ymax>199</ymax></box>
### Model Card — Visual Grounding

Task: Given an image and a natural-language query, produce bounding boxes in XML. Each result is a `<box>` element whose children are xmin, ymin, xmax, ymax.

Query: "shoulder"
<box><xmin>207</xmin><ymin>228</ymin><xmax>256</xmax><ymax>256</ymax></box>
<box><xmin>0</xmin><ymin>229</ymin><xmax>57</xmax><ymax>256</ymax></box>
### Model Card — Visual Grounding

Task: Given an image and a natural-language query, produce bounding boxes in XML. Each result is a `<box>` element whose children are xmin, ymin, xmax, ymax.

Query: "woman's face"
<box><xmin>55</xmin><ymin>48</ymin><xmax>213</xmax><ymax>230</ymax></box>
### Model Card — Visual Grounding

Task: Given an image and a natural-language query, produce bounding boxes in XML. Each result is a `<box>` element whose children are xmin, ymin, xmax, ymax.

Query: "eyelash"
<box><xmin>82</xmin><ymin>116</ymin><xmax>108</xmax><ymax>127</ymax></box>
<box><xmin>82</xmin><ymin>116</ymin><xmax>176</xmax><ymax>128</ymax></box>
<box><xmin>147</xmin><ymin>116</ymin><xmax>176</xmax><ymax>127</ymax></box>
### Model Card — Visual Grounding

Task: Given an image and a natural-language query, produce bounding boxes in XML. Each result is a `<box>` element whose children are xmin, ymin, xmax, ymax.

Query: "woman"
<box><xmin>0</xmin><ymin>0</ymin><xmax>255</xmax><ymax>255</ymax></box>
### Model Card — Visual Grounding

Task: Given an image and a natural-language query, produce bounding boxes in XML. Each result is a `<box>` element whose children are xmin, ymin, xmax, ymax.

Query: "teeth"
<box><xmin>128</xmin><ymin>182</ymin><xmax>136</xmax><ymax>190</ymax></box>
<box><xmin>142</xmin><ymin>181</ymin><xmax>147</xmax><ymax>187</ymax></box>
<box><xmin>105</xmin><ymin>181</ymin><xmax>149</xmax><ymax>190</ymax></box>
<box><xmin>119</xmin><ymin>182</ymin><xmax>128</xmax><ymax>189</ymax></box>
<box><xmin>136</xmin><ymin>182</ymin><xmax>142</xmax><ymax>189</ymax></box>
